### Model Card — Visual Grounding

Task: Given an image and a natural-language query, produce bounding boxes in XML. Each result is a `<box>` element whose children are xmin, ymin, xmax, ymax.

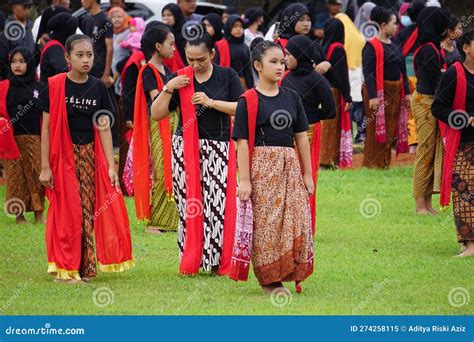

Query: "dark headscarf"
<box><xmin>279</xmin><ymin>3</ymin><xmax>310</xmax><ymax>40</ymax></box>
<box><xmin>36</xmin><ymin>5</ymin><xmax>71</xmax><ymax>43</ymax></box>
<box><xmin>244</xmin><ymin>7</ymin><xmax>263</xmax><ymax>27</ymax></box>
<box><xmin>9</xmin><ymin>46</ymin><xmax>36</xmax><ymax>85</ymax></box>
<box><xmin>407</xmin><ymin>0</ymin><xmax>425</xmax><ymax>23</ymax></box>
<box><xmin>322</xmin><ymin>18</ymin><xmax>345</xmax><ymax>53</ymax></box>
<box><xmin>417</xmin><ymin>7</ymin><xmax>450</xmax><ymax>46</ymax></box>
<box><xmin>203</xmin><ymin>13</ymin><xmax>223</xmax><ymax>42</ymax></box>
<box><xmin>224</xmin><ymin>14</ymin><xmax>244</xmax><ymax>44</ymax></box>
<box><xmin>286</xmin><ymin>35</ymin><xmax>316</xmax><ymax>75</ymax></box>
<box><xmin>162</xmin><ymin>3</ymin><xmax>186</xmax><ymax>39</ymax></box>
<box><xmin>0</xmin><ymin>10</ymin><xmax>5</xmax><ymax>32</ymax></box>
<box><xmin>47</xmin><ymin>12</ymin><xmax>78</xmax><ymax>46</ymax></box>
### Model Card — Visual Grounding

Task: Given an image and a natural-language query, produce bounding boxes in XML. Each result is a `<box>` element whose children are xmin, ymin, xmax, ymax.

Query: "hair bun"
<box><xmin>370</xmin><ymin>6</ymin><xmax>383</xmax><ymax>22</ymax></box>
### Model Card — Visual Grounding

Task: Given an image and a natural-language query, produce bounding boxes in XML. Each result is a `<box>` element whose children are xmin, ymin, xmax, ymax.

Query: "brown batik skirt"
<box><xmin>320</xmin><ymin>88</ymin><xmax>343</xmax><ymax>167</ymax></box>
<box><xmin>452</xmin><ymin>142</ymin><xmax>474</xmax><ymax>243</ymax></box>
<box><xmin>73</xmin><ymin>142</ymin><xmax>97</xmax><ymax>279</ymax></box>
<box><xmin>251</xmin><ymin>146</ymin><xmax>312</xmax><ymax>286</ymax></box>
<box><xmin>4</xmin><ymin>135</ymin><xmax>44</xmax><ymax>214</ymax></box>
<box><xmin>362</xmin><ymin>80</ymin><xmax>402</xmax><ymax>169</ymax></box>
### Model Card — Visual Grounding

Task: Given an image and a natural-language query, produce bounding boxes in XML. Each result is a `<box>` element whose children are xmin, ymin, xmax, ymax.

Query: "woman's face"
<box><xmin>110</xmin><ymin>10</ymin><xmax>125</xmax><ymax>29</ymax></box>
<box><xmin>203</xmin><ymin>19</ymin><xmax>215</xmax><ymax>37</ymax></box>
<box><xmin>66</xmin><ymin>40</ymin><xmax>94</xmax><ymax>75</ymax></box>
<box><xmin>231</xmin><ymin>20</ymin><xmax>244</xmax><ymax>38</ymax></box>
<box><xmin>294</xmin><ymin>14</ymin><xmax>311</xmax><ymax>35</ymax></box>
<box><xmin>450</xmin><ymin>22</ymin><xmax>463</xmax><ymax>40</ymax></box>
<box><xmin>157</xmin><ymin>32</ymin><xmax>175</xmax><ymax>59</ymax></box>
<box><xmin>382</xmin><ymin>15</ymin><xmax>398</xmax><ymax>37</ymax></box>
<box><xmin>255</xmin><ymin>47</ymin><xmax>285</xmax><ymax>83</ymax></box>
<box><xmin>284</xmin><ymin>49</ymin><xmax>297</xmax><ymax>70</ymax></box>
<box><xmin>162</xmin><ymin>9</ymin><xmax>175</xmax><ymax>26</ymax></box>
<box><xmin>185</xmin><ymin>44</ymin><xmax>213</xmax><ymax>74</ymax></box>
<box><xmin>10</xmin><ymin>52</ymin><xmax>27</xmax><ymax>77</ymax></box>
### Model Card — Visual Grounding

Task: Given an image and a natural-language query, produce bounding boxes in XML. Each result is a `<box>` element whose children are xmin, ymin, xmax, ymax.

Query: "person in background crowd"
<box><xmin>243</xmin><ymin>7</ymin><xmax>264</xmax><ymax>47</ymax></box>
<box><xmin>4</xmin><ymin>0</ymin><xmax>36</xmax><ymax>54</ymax></box>
<box><xmin>34</xmin><ymin>0</ymin><xmax>70</xmax><ymax>43</ymax></box>
<box><xmin>313</xmin><ymin>0</ymin><xmax>343</xmax><ymax>40</ymax></box>
<box><xmin>222</xmin><ymin>6</ymin><xmax>237</xmax><ymax>25</ymax></box>
<box><xmin>120</xmin><ymin>17</ymin><xmax>145</xmax><ymax>53</ymax></box>
<box><xmin>109</xmin><ymin>0</ymin><xmax>125</xmax><ymax>9</ymax></box>
<box><xmin>109</xmin><ymin>6</ymin><xmax>130</xmax><ymax>94</ymax></box>
<box><xmin>441</xmin><ymin>15</ymin><xmax>463</xmax><ymax>67</ymax></box>
<box><xmin>354</xmin><ymin>1</ymin><xmax>375</xmax><ymax>30</ymax></box>
<box><xmin>162</xmin><ymin>3</ymin><xmax>187</xmax><ymax>71</ymax></box>
<box><xmin>178</xmin><ymin>0</ymin><xmax>202</xmax><ymax>22</ymax></box>
<box><xmin>202</xmin><ymin>13</ymin><xmax>226</xmax><ymax>65</ymax></box>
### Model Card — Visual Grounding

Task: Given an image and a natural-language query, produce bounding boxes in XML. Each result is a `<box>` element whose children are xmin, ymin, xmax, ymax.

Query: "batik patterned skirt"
<box><xmin>320</xmin><ymin>88</ymin><xmax>343</xmax><ymax>167</ymax></box>
<box><xmin>452</xmin><ymin>142</ymin><xmax>474</xmax><ymax>243</ymax></box>
<box><xmin>149</xmin><ymin>111</ymin><xmax>180</xmax><ymax>230</ymax></box>
<box><xmin>172</xmin><ymin>135</ymin><xmax>229</xmax><ymax>271</ymax></box>
<box><xmin>250</xmin><ymin>146</ymin><xmax>313</xmax><ymax>286</ymax></box>
<box><xmin>4</xmin><ymin>135</ymin><xmax>44</xmax><ymax>215</ymax></box>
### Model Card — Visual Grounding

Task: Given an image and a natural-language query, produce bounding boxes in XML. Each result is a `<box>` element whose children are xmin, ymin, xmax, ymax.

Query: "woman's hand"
<box><xmin>303</xmin><ymin>173</ymin><xmax>314</xmax><ymax>196</ymax></box>
<box><xmin>39</xmin><ymin>167</ymin><xmax>53</xmax><ymax>189</ymax></box>
<box><xmin>369</xmin><ymin>98</ymin><xmax>379</xmax><ymax>110</ymax></box>
<box><xmin>405</xmin><ymin>94</ymin><xmax>412</xmax><ymax>108</ymax></box>
<box><xmin>237</xmin><ymin>180</ymin><xmax>252</xmax><ymax>201</ymax></box>
<box><xmin>125</xmin><ymin>120</ymin><xmax>133</xmax><ymax>129</ymax></box>
<box><xmin>108</xmin><ymin>167</ymin><xmax>120</xmax><ymax>191</ymax></box>
<box><xmin>344</xmin><ymin>102</ymin><xmax>353</xmax><ymax>112</ymax></box>
<box><xmin>191</xmin><ymin>92</ymin><xmax>212</xmax><ymax>107</ymax></box>
<box><xmin>166</xmin><ymin>75</ymin><xmax>190</xmax><ymax>91</ymax></box>
<box><xmin>314</xmin><ymin>61</ymin><xmax>331</xmax><ymax>75</ymax></box>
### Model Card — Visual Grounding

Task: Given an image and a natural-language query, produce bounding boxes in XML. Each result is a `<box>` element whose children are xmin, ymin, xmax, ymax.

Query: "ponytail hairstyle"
<box><xmin>65</xmin><ymin>34</ymin><xmax>93</xmax><ymax>55</ymax></box>
<box><xmin>370</xmin><ymin>6</ymin><xmax>397</xmax><ymax>27</ymax></box>
<box><xmin>140</xmin><ymin>22</ymin><xmax>171</xmax><ymax>60</ymax></box>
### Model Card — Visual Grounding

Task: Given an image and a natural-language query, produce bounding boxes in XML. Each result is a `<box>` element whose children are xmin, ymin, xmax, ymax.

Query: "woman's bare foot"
<box><xmin>34</xmin><ymin>212</ymin><xmax>45</xmax><ymax>224</ymax></box>
<box><xmin>409</xmin><ymin>145</ymin><xmax>417</xmax><ymax>154</ymax></box>
<box><xmin>425</xmin><ymin>197</ymin><xmax>438</xmax><ymax>215</ymax></box>
<box><xmin>16</xmin><ymin>215</ymin><xmax>28</xmax><ymax>224</ymax></box>
<box><xmin>145</xmin><ymin>227</ymin><xmax>163</xmax><ymax>235</ymax></box>
<box><xmin>81</xmin><ymin>277</ymin><xmax>91</xmax><ymax>283</ymax></box>
<box><xmin>460</xmin><ymin>243</ymin><xmax>467</xmax><ymax>253</ymax></box>
<box><xmin>261</xmin><ymin>282</ymin><xmax>281</xmax><ymax>294</ymax></box>
<box><xmin>415</xmin><ymin>198</ymin><xmax>429</xmax><ymax>215</ymax></box>
<box><xmin>456</xmin><ymin>242</ymin><xmax>474</xmax><ymax>257</ymax></box>
<box><xmin>415</xmin><ymin>208</ymin><xmax>431</xmax><ymax>215</ymax></box>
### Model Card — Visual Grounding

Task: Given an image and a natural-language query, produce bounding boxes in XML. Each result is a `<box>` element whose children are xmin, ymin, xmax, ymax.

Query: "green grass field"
<box><xmin>0</xmin><ymin>165</ymin><xmax>473</xmax><ymax>315</ymax></box>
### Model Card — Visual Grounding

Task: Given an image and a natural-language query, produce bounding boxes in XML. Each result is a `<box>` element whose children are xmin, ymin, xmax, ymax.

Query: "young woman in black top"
<box><xmin>362</xmin><ymin>6</ymin><xmax>410</xmax><ymax>169</ymax></box>
<box><xmin>233</xmin><ymin>41</ymin><xmax>314</xmax><ymax>294</ymax></box>
<box><xmin>151</xmin><ymin>34</ymin><xmax>244</xmax><ymax>276</ymax></box>
<box><xmin>202</xmin><ymin>13</ymin><xmax>226</xmax><ymax>66</ymax></box>
<box><xmin>0</xmin><ymin>47</ymin><xmax>44</xmax><ymax>224</ymax></box>
<box><xmin>411</xmin><ymin>6</ymin><xmax>450</xmax><ymax>215</ymax></box>
<box><xmin>432</xmin><ymin>30</ymin><xmax>474</xmax><ymax>256</ymax></box>
<box><xmin>440</xmin><ymin>15</ymin><xmax>463</xmax><ymax>67</ymax></box>
<box><xmin>161</xmin><ymin>3</ymin><xmax>187</xmax><ymax>72</ymax></box>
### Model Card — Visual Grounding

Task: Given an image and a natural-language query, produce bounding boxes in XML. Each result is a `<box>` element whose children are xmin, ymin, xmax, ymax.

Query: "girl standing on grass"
<box><xmin>0</xmin><ymin>47</ymin><xmax>44</xmax><ymax>224</ymax></box>
<box><xmin>233</xmin><ymin>41</ymin><xmax>314</xmax><ymax>294</ymax></box>
<box><xmin>151</xmin><ymin>34</ymin><xmax>244</xmax><ymax>276</ymax></box>
<box><xmin>39</xmin><ymin>34</ymin><xmax>134</xmax><ymax>284</ymax></box>
<box><xmin>432</xmin><ymin>30</ymin><xmax>474</xmax><ymax>257</ymax></box>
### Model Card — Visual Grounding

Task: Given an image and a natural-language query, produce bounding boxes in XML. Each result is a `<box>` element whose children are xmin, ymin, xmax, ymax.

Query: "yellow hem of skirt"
<box><xmin>98</xmin><ymin>259</ymin><xmax>135</xmax><ymax>273</ymax></box>
<box><xmin>47</xmin><ymin>263</ymin><xmax>81</xmax><ymax>280</ymax></box>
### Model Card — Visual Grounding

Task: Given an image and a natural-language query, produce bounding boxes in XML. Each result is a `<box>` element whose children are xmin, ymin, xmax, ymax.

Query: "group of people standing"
<box><xmin>0</xmin><ymin>0</ymin><xmax>473</xmax><ymax>295</ymax></box>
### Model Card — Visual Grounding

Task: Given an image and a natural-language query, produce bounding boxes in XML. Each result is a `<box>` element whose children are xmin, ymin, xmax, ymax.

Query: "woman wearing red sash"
<box><xmin>411</xmin><ymin>6</ymin><xmax>450</xmax><ymax>215</ymax></box>
<box><xmin>1</xmin><ymin>47</ymin><xmax>44</xmax><ymax>224</ymax></box>
<box><xmin>39</xmin><ymin>35</ymin><xmax>134</xmax><ymax>283</ymax></box>
<box><xmin>362</xmin><ymin>7</ymin><xmax>411</xmax><ymax>169</ymax></box>
<box><xmin>161</xmin><ymin>3</ymin><xmax>187</xmax><ymax>73</ymax></box>
<box><xmin>132</xmin><ymin>23</ymin><xmax>179</xmax><ymax>233</ymax></box>
<box><xmin>233</xmin><ymin>41</ymin><xmax>314</xmax><ymax>294</ymax></box>
<box><xmin>281</xmin><ymin>34</ymin><xmax>336</xmax><ymax>234</ymax></box>
<box><xmin>432</xmin><ymin>30</ymin><xmax>474</xmax><ymax>257</ymax></box>
<box><xmin>202</xmin><ymin>13</ymin><xmax>229</xmax><ymax>67</ymax></box>
<box><xmin>151</xmin><ymin>34</ymin><xmax>244</xmax><ymax>275</ymax></box>
<box><xmin>320</xmin><ymin>18</ymin><xmax>353</xmax><ymax>169</ymax></box>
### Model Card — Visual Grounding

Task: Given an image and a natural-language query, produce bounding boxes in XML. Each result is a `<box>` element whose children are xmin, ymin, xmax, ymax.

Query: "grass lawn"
<box><xmin>0</xmin><ymin>165</ymin><xmax>473</xmax><ymax>315</ymax></box>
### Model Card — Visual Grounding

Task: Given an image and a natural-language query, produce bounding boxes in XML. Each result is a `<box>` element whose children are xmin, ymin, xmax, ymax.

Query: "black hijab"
<box><xmin>203</xmin><ymin>13</ymin><xmax>223</xmax><ymax>42</ymax></box>
<box><xmin>322</xmin><ymin>18</ymin><xmax>345</xmax><ymax>53</ymax></box>
<box><xmin>36</xmin><ymin>5</ymin><xmax>71</xmax><ymax>43</ymax></box>
<box><xmin>162</xmin><ymin>3</ymin><xmax>186</xmax><ymax>39</ymax></box>
<box><xmin>286</xmin><ymin>35</ymin><xmax>316</xmax><ymax>76</ymax></box>
<box><xmin>279</xmin><ymin>3</ymin><xmax>310</xmax><ymax>40</ymax></box>
<box><xmin>417</xmin><ymin>7</ymin><xmax>450</xmax><ymax>47</ymax></box>
<box><xmin>47</xmin><ymin>12</ymin><xmax>78</xmax><ymax>46</ymax></box>
<box><xmin>224</xmin><ymin>14</ymin><xmax>244</xmax><ymax>44</ymax></box>
<box><xmin>9</xmin><ymin>46</ymin><xmax>36</xmax><ymax>86</ymax></box>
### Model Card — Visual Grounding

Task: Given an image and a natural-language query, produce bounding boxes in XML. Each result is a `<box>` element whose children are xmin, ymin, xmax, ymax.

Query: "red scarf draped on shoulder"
<box><xmin>176</xmin><ymin>66</ymin><xmax>237</xmax><ymax>275</ymax></box>
<box><xmin>120</xmin><ymin>50</ymin><xmax>145</xmax><ymax>90</ymax></box>
<box><xmin>163</xmin><ymin>45</ymin><xmax>185</xmax><ymax>73</ymax></box>
<box><xmin>276</xmin><ymin>38</ymin><xmax>288</xmax><ymax>53</ymax></box>
<box><xmin>46</xmin><ymin>73</ymin><xmax>134</xmax><ymax>277</ymax></box>
<box><xmin>326</xmin><ymin>42</ymin><xmax>352</xmax><ymax>168</ymax></box>
<box><xmin>369</xmin><ymin>37</ymin><xmax>408</xmax><ymax>154</ymax></box>
<box><xmin>215</xmin><ymin>39</ymin><xmax>231</xmax><ymax>67</ymax></box>
<box><xmin>0</xmin><ymin>80</ymin><xmax>20</xmax><ymax>159</ymax></box>
<box><xmin>440</xmin><ymin>62</ymin><xmax>467</xmax><ymax>207</ymax></box>
<box><xmin>132</xmin><ymin>63</ymin><xmax>173</xmax><ymax>221</ymax></box>
<box><xmin>401</xmin><ymin>27</ymin><xmax>418</xmax><ymax>57</ymax></box>
<box><xmin>40</xmin><ymin>39</ymin><xmax>67</xmax><ymax>67</ymax></box>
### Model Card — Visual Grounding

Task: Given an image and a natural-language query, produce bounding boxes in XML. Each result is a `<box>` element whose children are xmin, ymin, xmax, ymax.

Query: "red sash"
<box><xmin>176</xmin><ymin>66</ymin><xmax>237</xmax><ymax>275</ymax></box>
<box><xmin>120</xmin><ymin>50</ymin><xmax>145</xmax><ymax>90</ymax></box>
<box><xmin>163</xmin><ymin>44</ymin><xmax>185</xmax><ymax>73</ymax></box>
<box><xmin>0</xmin><ymin>80</ymin><xmax>20</xmax><ymax>159</ymax></box>
<box><xmin>326</xmin><ymin>42</ymin><xmax>352</xmax><ymax>168</ymax></box>
<box><xmin>440</xmin><ymin>62</ymin><xmax>467</xmax><ymax>207</ymax></box>
<box><xmin>215</xmin><ymin>39</ymin><xmax>231</xmax><ymax>67</ymax></box>
<box><xmin>276</xmin><ymin>38</ymin><xmax>288</xmax><ymax>51</ymax></box>
<box><xmin>40</xmin><ymin>39</ymin><xmax>67</xmax><ymax>67</ymax></box>
<box><xmin>132</xmin><ymin>63</ymin><xmax>173</xmax><ymax>221</ymax></box>
<box><xmin>401</xmin><ymin>27</ymin><xmax>418</xmax><ymax>57</ymax></box>
<box><xmin>45</xmin><ymin>73</ymin><xmax>134</xmax><ymax>277</ymax></box>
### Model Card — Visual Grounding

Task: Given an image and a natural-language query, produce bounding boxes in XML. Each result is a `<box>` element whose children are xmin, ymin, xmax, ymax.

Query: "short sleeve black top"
<box><xmin>7</xmin><ymin>81</ymin><xmax>43</xmax><ymax>136</ymax></box>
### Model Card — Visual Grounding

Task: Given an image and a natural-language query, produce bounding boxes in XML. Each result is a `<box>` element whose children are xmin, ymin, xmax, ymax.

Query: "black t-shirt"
<box><xmin>142</xmin><ymin>64</ymin><xmax>170</xmax><ymax>105</ymax></box>
<box><xmin>232</xmin><ymin>87</ymin><xmax>309</xmax><ymax>147</ymax></box>
<box><xmin>169</xmin><ymin>64</ymin><xmax>244</xmax><ymax>141</ymax></box>
<box><xmin>79</xmin><ymin>12</ymin><xmax>113</xmax><ymax>78</ymax></box>
<box><xmin>121</xmin><ymin>63</ymin><xmax>139</xmax><ymax>122</ymax></box>
<box><xmin>40</xmin><ymin>75</ymin><xmax>114</xmax><ymax>144</ymax></box>
<box><xmin>7</xmin><ymin>81</ymin><xmax>43</xmax><ymax>136</ymax></box>
<box><xmin>414</xmin><ymin>44</ymin><xmax>444</xmax><ymax>95</ymax></box>
<box><xmin>40</xmin><ymin>44</ymin><xmax>69</xmax><ymax>84</ymax></box>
